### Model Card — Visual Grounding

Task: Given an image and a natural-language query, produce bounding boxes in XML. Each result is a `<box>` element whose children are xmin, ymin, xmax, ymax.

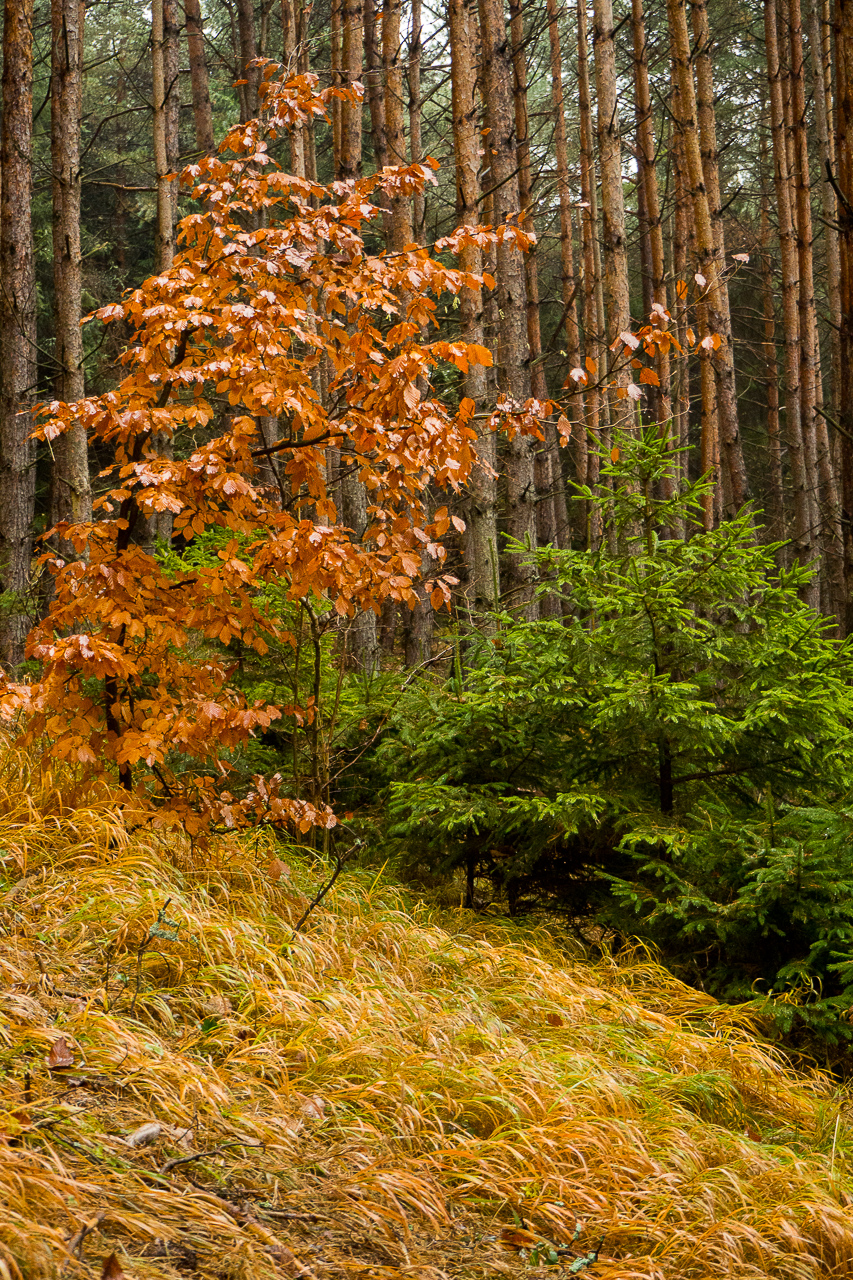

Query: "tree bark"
<box><xmin>789</xmin><ymin>0</ymin><xmax>843</xmax><ymax>618</ymax></box>
<box><xmin>364</xmin><ymin>0</ymin><xmax>387</xmax><ymax>170</ymax></box>
<box><xmin>668</xmin><ymin>0</ymin><xmax>747</xmax><ymax>508</ymax></box>
<box><xmin>543</xmin><ymin>0</ymin><xmax>577</xmax><ymax>550</ymax></box>
<box><xmin>578</xmin><ymin>0</ymin><xmax>603</xmax><ymax>546</ymax></box>
<box><xmin>809</xmin><ymin>0</ymin><xmax>841</xmax><ymax>426</ymax></box>
<box><xmin>0</xmin><ymin>0</ymin><xmax>37</xmax><ymax>667</ymax></box>
<box><xmin>479</xmin><ymin>0</ymin><xmax>537</xmax><ymax>615</ymax></box>
<box><xmin>383</xmin><ymin>0</ymin><xmax>412</xmax><ymax>244</ymax></box>
<box><xmin>450</xmin><ymin>0</ymin><xmax>499</xmax><ymax>619</ymax></box>
<box><xmin>409</xmin><ymin>0</ymin><xmax>425</xmax><ymax>242</ymax></box>
<box><xmin>592</xmin><ymin>0</ymin><xmax>631</xmax><ymax>422</ymax></box>
<box><xmin>835</xmin><ymin>0</ymin><xmax>853</xmax><ymax>626</ymax></box>
<box><xmin>766</xmin><ymin>0</ymin><xmax>818</xmax><ymax>600</ymax></box>
<box><xmin>340</xmin><ymin>0</ymin><xmax>364</xmax><ymax>180</ymax></box>
<box><xmin>50</xmin><ymin>0</ymin><xmax>91</xmax><ymax>550</ymax></box>
<box><xmin>236</xmin><ymin>0</ymin><xmax>260</xmax><ymax>121</ymax></box>
<box><xmin>632</xmin><ymin>0</ymin><xmax>671</xmax><ymax>436</ymax></box>
<box><xmin>185</xmin><ymin>0</ymin><xmax>215</xmax><ymax>154</ymax></box>
<box><xmin>152</xmin><ymin>0</ymin><xmax>176</xmax><ymax>271</ymax></box>
<box><xmin>759</xmin><ymin>123</ymin><xmax>786</xmax><ymax>549</ymax></box>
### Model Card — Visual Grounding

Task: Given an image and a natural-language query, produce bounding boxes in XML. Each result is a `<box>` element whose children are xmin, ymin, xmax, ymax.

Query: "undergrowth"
<box><xmin>2</xmin><ymin>744</ymin><xmax>853</xmax><ymax>1279</ymax></box>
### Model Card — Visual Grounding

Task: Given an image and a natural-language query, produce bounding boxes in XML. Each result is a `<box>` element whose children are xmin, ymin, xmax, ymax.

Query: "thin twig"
<box><xmin>290</xmin><ymin>843</ymin><xmax>361</xmax><ymax>936</ymax></box>
<box><xmin>63</xmin><ymin>1210</ymin><xmax>106</xmax><ymax>1269</ymax></box>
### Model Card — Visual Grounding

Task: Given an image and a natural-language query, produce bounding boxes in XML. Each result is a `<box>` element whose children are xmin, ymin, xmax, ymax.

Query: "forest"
<box><xmin>5</xmin><ymin>0</ymin><xmax>853</xmax><ymax>1274</ymax></box>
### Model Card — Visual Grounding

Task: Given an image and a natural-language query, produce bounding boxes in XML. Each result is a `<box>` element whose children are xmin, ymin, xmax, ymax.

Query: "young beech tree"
<box><xmin>0</xmin><ymin>67</ymin><xmax>543</xmax><ymax>838</ymax></box>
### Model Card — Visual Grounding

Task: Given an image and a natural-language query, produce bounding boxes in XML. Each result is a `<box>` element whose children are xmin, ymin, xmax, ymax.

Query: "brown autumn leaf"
<box><xmin>267</xmin><ymin>859</ymin><xmax>291</xmax><ymax>883</ymax></box>
<box><xmin>46</xmin><ymin>1036</ymin><xmax>74</xmax><ymax>1070</ymax></box>
<box><xmin>499</xmin><ymin>1227</ymin><xmax>541</xmax><ymax>1251</ymax></box>
<box><xmin>101</xmin><ymin>1253</ymin><xmax>125</xmax><ymax>1280</ymax></box>
<box><xmin>545</xmin><ymin>1011</ymin><xmax>563</xmax><ymax>1027</ymax></box>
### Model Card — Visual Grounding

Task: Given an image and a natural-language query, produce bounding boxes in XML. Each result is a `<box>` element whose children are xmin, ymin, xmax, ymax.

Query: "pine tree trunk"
<box><xmin>668</xmin><ymin>0</ymin><xmax>747</xmax><ymax>508</ymax></box>
<box><xmin>578</xmin><ymin>0</ymin><xmax>603</xmax><ymax>547</ymax></box>
<box><xmin>236</xmin><ymin>0</ymin><xmax>260</xmax><ymax>120</ymax></box>
<box><xmin>164</xmin><ymin>0</ymin><xmax>180</xmax><ymax>221</ymax></box>
<box><xmin>479</xmin><ymin>0</ymin><xmax>537</xmax><ymax>616</ymax></box>
<box><xmin>0</xmin><ymin>0</ymin><xmax>37</xmax><ymax>667</ymax></box>
<box><xmin>835</xmin><ymin>0</ymin><xmax>853</xmax><ymax>626</ymax></box>
<box><xmin>592</xmin><ymin>0</ymin><xmax>631</xmax><ymax>422</ymax></box>
<box><xmin>383</xmin><ymin>0</ymin><xmax>412</xmax><ymax>244</ymax></box>
<box><xmin>809</xmin><ymin>0</ymin><xmax>841</xmax><ymax>425</ymax></box>
<box><xmin>186</xmin><ymin>0</ymin><xmax>215</xmax><ymax>153</ymax></box>
<box><xmin>671</xmin><ymin>101</ymin><xmax>692</xmax><ymax>494</ymax></box>
<box><xmin>364</xmin><ymin>0</ymin><xmax>388</xmax><ymax>170</ymax></box>
<box><xmin>152</xmin><ymin>0</ymin><xmax>176</xmax><ymax>271</ymax></box>
<box><xmin>545</xmin><ymin>0</ymin><xmax>580</xmax><ymax>548</ymax></box>
<box><xmin>341</xmin><ymin>0</ymin><xmax>364</xmax><ymax>180</ymax></box>
<box><xmin>759</xmin><ymin>123</ymin><xmax>786</xmax><ymax>549</ymax></box>
<box><xmin>50</xmin><ymin>0</ymin><xmax>91</xmax><ymax>550</ymax></box>
<box><xmin>632</xmin><ymin>0</ymin><xmax>672</xmax><ymax>437</ymax></box>
<box><xmin>450</xmin><ymin>0</ymin><xmax>499</xmax><ymax>619</ymax></box>
<box><xmin>331</xmin><ymin>0</ymin><xmax>343</xmax><ymax>175</ymax></box>
<box><xmin>281</xmin><ymin>0</ymin><xmax>306</xmax><ymax>175</ymax></box>
<box><xmin>788</xmin><ymin>0</ymin><xmax>843</xmax><ymax>618</ymax></box>
<box><xmin>409</xmin><ymin>0</ymin><xmax>425</xmax><ymax>242</ymax></box>
<box><xmin>766</xmin><ymin>0</ymin><xmax>818</xmax><ymax>601</ymax></box>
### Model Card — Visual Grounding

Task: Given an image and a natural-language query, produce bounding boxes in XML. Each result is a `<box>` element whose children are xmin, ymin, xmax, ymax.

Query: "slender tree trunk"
<box><xmin>788</xmin><ymin>0</ymin><xmax>843</xmax><ymax>617</ymax></box>
<box><xmin>0</xmin><ymin>0</ymin><xmax>37</xmax><ymax>666</ymax></box>
<box><xmin>809</xmin><ymin>0</ymin><xmax>841</xmax><ymax>426</ymax></box>
<box><xmin>544</xmin><ymin>0</ymin><xmax>579</xmax><ymax>548</ymax></box>
<box><xmin>578</xmin><ymin>0</ymin><xmax>603</xmax><ymax>546</ymax></box>
<box><xmin>153</xmin><ymin>0</ymin><xmax>176</xmax><ymax>270</ymax></box>
<box><xmin>341</xmin><ymin>0</ymin><xmax>377</xmax><ymax>666</ymax></box>
<box><xmin>331</xmin><ymin>0</ymin><xmax>343</xmax><ymax>174</ymax></box>
<box><xmin>340</xmin><ymin>0</ymin><xmax>364</xmax><ymax>180</ymax></box>
<box><xmin>298</xmin><ymin>0</ymin><xmax>317</xmax><ymax>180</ymax></box>
<box><xmin>383</xmin><ymin>0</ymin><xmax>412</xmax><ymax>244</ymax></box>
<box><xmin>766</xmin><ymin>0</ymin><xmax>818</xmax><ymax>600</ymax></box>
<box><xmin>668</xmin><ymin>0</ymin><xmax>747</xmax><ymax>507</ymax></box>
<box><xmin>451</xmin><ymin>0</ymin><xmax>498</xmax><ymax>619</ymax></box>
<box><xmin>835</xmin><ymin>0</ymin><xmax>853</xmax><ymax>626</ymax></box>
<box><xmin>759</xmin><ymin>125</ymin><xmax>786</xmax><ymax>548</ymax></box>
<box><xmin>364</xmin><ymin>0</ymin><xmax>387</xmax><ymax>170</ymax></box>
<box><xmin>164</xmin><ymin>0</ymin><xmax>180</xmax><ymax>222</ymax></box>
<box><xmin>510</xmin><ymin>0</ymin><xmax>557</xmax><ymax>582</ymax></box>
<box><xmin>50</xmin><ymin>0</ymin><xmax>91</xmax><ymax>548</ymax></box>
<box><xmin>671</xmin><ymin>105</ymin><xmax>692</xmax><ymax>492</ymax></box>
<box><xmin>632</xmin><ymin>0</ymin><xmax>671</xmax><ymax>437</ymax></box>
<box><xmin>592</xmin><ymin>0</ymin><xmax>631</xmax><ymax>420</ymax></box>
<box><xmin>479</xmin><ymin>0</ymin><xmax>537</xmax><ymax>616</ymax></box>
<box><xmin>409</xmin><ymin>0</ymin><xmax>425</xmax><ymax>242</ymax></box>
<box><xmin>236</xmin><ymin>0</ymin><xmax>260</xmax><ymax>120</ymax></box>
<box><xmin>186</xmin><ymin>0</ymin><xmax>215</xmax><ymax>153</ymax></box>
<box><xmin>281</xmin><ymin>0</ymin><xmax>306</xmax><ymax>175</ymax></box>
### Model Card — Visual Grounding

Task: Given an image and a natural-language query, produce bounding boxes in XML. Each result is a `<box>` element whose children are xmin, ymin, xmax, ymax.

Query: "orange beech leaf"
<box><xmin>0</xmin><ymin>66</ymin><xmax>571</xmax><ymax>841</ymax></box>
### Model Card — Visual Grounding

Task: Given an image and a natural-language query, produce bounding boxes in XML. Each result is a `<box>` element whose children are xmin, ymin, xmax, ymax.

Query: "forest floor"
<box><xmin>2</xmin><ymin>747</ymin><xmax>853</xmax><ymax>1280</ymax></box>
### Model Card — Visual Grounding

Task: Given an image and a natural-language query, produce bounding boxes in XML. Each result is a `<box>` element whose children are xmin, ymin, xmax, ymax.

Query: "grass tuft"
<box><xmin>1</xmin><ymin>743</ymin><xmax>853</xmax><ymax>1277</ymax></box>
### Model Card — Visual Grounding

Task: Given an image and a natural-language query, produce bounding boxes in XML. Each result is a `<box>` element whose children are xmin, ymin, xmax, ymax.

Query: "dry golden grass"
<box><xmin>1</xmin><ymin>743</ymin><xmax>853</xmax><ymax>1279</ymax></box>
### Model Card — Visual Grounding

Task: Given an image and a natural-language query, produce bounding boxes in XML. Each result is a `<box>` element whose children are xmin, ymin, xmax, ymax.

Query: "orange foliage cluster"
<box><xmin>0</xmin><ymin>69</ymin><xmax>546</xmax><ymax>835</ymax></box>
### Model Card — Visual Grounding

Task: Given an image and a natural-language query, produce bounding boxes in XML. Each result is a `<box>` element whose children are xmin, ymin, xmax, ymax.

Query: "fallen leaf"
<box><xmin>299</xmin><ymin>1094</ymin><xmax>326</xmax><ymax>1121</ymax></box>
<box><xmin>101</xmin><ymin>1253</ymin><xmax>125</xmax><ymax>1280</ymax></box>
<box><xmin>47</xmin><ymin>1037</ymin><xmax>74</xmax><ymax>1070</ymax></box>
<box><xmin>268</xmin><ymin>859</ymin><xmax>291</xmax><ymax>883</ymax></box>
<box><xmin>126</xmin><ymin>1122</ymin><xmax>162</xmax><ymax>1148</ymax></box>
<box><xmin>499</xmin><ymin>1227</ymin><xmax>541</xmax><ymax>1251</ymax></box>
<box><xmin>545</xmin><ymin>1012</ymin><xmax>564</xmax><ymax>1027</ymax></box>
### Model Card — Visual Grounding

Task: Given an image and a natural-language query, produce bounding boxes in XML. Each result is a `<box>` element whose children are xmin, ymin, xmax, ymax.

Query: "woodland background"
<box><xmin>3</xmin><ymin>0</ymin><xmax>853</xmax><ymax>1066</ymax></box>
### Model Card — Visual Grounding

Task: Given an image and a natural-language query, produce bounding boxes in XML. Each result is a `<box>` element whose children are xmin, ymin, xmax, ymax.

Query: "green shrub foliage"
<box><xmin>380</xmin><ymin>430</ymin><xmax>853</xmax><ymax>1053</ymax></box>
